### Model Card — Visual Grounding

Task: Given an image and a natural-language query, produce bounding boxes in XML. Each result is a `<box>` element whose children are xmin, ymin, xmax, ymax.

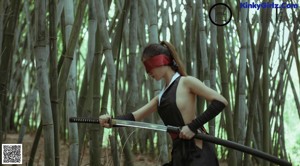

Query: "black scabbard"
<box><xmin>69</xmin><ymin>117</ymin><xmax>292</xmax><ymax>166</ymax></box>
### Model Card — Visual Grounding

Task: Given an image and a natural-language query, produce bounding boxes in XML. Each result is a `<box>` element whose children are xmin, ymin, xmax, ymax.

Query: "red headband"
<box><xmin>143</xmin><ymin>54</ymin><xmax>172</xmax><ymax>73</ymax></box>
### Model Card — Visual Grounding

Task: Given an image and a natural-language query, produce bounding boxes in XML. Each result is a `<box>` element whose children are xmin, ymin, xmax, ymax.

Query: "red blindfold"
<box><xmin>143</xmin><ymin>54</ymin><xmax>172</xmax><ymax>73</ymax></box>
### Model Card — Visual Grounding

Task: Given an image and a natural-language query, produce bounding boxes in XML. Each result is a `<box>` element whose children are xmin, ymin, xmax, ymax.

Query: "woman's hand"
<box><xmin>179</xmin><ymin>125</ymin><xmax>195</xmax><ymax>139</ymax></box>
<box><xmin>99</xmin><ymin>114</ymin><xmax>112</xmax><ymax>128</ymax></box>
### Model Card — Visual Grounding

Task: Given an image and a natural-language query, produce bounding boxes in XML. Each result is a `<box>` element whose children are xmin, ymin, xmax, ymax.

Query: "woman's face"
<box><xmin>142</xmin><ymin>54</ymin><xmax>171</xmax><ymax>76</ymax></box>
<box><xmin>142</xmin><ymin>57</ymin><xmax>159</xmax><ymax>80</ymax></box>
<box><xmin>146</xmin><ymin>66</ymin><xmax>167</xmax><ymax>80</ymax></box>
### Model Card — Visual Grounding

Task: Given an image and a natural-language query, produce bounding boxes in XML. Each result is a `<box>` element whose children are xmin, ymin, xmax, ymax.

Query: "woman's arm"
<box><xmin>99</xmin><ymin>96</ymin><xmax>158</xmax><ymax>127</ymax></box>
<box><xmin>184</xmin><ymin>76</ymin><xmax>228</xmax><ymax>105</ymax></box>
<box><xmin>179</xmin><ymin>76</ymin><xmax>228</xmax><ymax>138</ymax></box>
<box><xmin>132</xmin><ymin>96</ymin><xmax>158</xmax><ymax>121</ymax></box>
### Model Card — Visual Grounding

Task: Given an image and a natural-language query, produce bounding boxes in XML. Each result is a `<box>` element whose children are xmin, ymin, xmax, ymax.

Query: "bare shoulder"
<box><xmin>181</xmin><ymin>76</ymin><xmax>206</xmax><ymax>88</ymax></box>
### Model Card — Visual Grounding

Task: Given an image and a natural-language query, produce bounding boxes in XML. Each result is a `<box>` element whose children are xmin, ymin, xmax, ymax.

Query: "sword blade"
<box><xmin>68</xmin><ymin>117</ymin><xmax>168</xmax><ymax>132</ymax></box>
<box><xmin>111</xmin><ymin>119</ymin><xmax>168</xmax><ymax>132</ymax></box>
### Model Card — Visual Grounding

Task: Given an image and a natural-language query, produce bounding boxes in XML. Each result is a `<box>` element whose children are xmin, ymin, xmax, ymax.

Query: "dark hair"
<box><xmin>142</xmin><ymin>41</ymin><xmax>187</xmax><ymax>76</ymax></box>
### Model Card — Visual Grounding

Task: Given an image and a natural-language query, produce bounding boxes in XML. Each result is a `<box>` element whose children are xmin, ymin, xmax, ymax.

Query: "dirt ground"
<box><xmin>2</xmin><ymin>133</ymin><xmax>161</xmax><ymax>166</ymax></box>
<box><xmin>3</xmin><ymin>133</ymin><xmax>227</xmax><ymax>166</ymax></box>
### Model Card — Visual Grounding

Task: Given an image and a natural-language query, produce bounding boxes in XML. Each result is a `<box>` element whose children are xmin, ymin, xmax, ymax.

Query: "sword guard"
<box><xmin>109</xmin><ymin>119</ymin><xmax>126</xmax><ymax>127</ymax></box>
<box><xmin>109</xmin><ymin>118</ymin><xmax>116</xmax><ymax>127</ymax></box>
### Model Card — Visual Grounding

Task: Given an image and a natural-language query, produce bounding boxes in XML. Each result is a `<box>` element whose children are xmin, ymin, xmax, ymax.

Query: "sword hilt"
<box><xmin>69</xmin><ymin>117</ymin><xmax>99</xmax><ymax>124</ymax></box>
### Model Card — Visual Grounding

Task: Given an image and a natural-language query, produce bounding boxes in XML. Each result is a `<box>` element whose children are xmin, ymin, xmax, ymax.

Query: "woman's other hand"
<box><xmin>179</xmin><ymin>125</ymin><xmax>195</xmax><ymax>139</ymax></box>
<box><xmin>99</xmin><ymin>114</ymin><xmax>112</xmax><ymax>128</ymax></box>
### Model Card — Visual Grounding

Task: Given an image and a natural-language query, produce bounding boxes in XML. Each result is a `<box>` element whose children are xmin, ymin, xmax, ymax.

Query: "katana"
<box><xmin>69</xmin><ymin>117</ymin><xmax>292</xmax><ymax>166</ymax></box>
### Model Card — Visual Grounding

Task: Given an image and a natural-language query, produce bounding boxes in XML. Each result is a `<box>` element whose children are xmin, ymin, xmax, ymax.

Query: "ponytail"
<box><xmin>160</xmin><ymin>41</ymin><xmax>187</xmax><ymax>76</ymax></box>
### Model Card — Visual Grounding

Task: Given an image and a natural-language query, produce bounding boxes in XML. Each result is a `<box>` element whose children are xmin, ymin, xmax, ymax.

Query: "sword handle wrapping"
<box><xmin>69</xmin><ymin>117</ymin><xmax>99</xmax><ymax>124</ymax></box>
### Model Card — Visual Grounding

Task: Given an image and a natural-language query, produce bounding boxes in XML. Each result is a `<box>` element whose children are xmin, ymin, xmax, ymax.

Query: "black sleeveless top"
<box><xmin>157</xmin><ymin>76</ymin><xmax>185</xmax><ymax>127</ymax></box>
<box><xmin>157</xmin><ymin>76</ymin><xmax>219</xmax><ymax>166</ymax></box>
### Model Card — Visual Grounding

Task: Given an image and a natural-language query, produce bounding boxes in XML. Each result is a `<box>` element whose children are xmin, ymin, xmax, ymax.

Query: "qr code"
<box><xmin>2</xmin><ymin>144</ymin><xmax>22</xmax><ymax>164</ymax></box>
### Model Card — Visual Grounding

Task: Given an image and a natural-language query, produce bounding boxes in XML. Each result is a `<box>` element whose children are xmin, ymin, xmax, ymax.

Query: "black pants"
<box><xmin>163</xmin><ymin>139</ymin><xmax>219</xmax><ymax>166</ymax></box>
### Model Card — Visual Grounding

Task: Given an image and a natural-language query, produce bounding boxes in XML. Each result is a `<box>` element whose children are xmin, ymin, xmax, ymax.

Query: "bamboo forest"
<box><xmin>0</xmin><ymin>0</ymin><xmax>299</xmax><ymax>165</ymax></box>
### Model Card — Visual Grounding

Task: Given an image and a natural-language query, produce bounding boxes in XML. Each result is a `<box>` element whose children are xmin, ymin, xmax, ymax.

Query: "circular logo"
<box><xmin>209</xmin><ymin>3</ymin><xmax>232</xmax><ymax>26</ymax></box>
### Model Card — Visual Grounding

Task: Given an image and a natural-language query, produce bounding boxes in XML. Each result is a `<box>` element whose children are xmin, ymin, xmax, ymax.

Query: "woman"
<box><xmin>99</xmin><ymin>41</ymin><xmax>228</xmax><ymax>166</ymax></box>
